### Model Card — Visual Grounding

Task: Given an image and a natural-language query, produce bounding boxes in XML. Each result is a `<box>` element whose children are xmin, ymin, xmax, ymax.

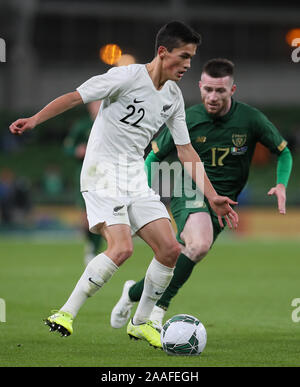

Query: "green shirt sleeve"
<box><xmin>145</xmin><ymin>125</ymin><xmax>178</xmax><ymax>187</ymax></box>
<box><xmin>276</xmin><ymin>147</ymin><xmax>293</xmax><ymax>188</ymax></box>
<box><xmin>252</xmin><ymin>109</ymin><xmax>292</xmax><ymax>188</ymax></box>
<box><xmin>144</xmin><ymin>151</ymin><xmax>161</xmax><ymax>186</ymax></box>
<box><xmin>254</xmin><ymin>110</ymin><xmax>288</xmax><ymax>155</ymax></box>
<box><xmin>151</xmin><ymin>125</ymin><xmax>176</xmax><ymax>159</ymax></box>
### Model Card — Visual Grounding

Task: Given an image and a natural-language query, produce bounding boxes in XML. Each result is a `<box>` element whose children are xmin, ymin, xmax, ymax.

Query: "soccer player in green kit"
<box><xmin>110</xmin><ymin>58</ymin><xmax>293</xmax><ymax>330</ymax></box>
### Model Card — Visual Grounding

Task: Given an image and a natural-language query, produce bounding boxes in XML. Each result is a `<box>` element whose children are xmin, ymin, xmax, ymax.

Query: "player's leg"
<box><xmin>126</xmin><ymin>208</ymin><xmax>216</xmax><ymax>329</ymax></box>
<box><xmin>153</xmin><ymin>212</ymin><xmax>213</xmax><ymax>314</ymax></box>
<box><xmin>46</xmin><ymin>223</ymin><xmax>133</xmax><ymax>336</ymax></box>
<box><xmin>82</xmin><ymin>211</ymin><xmax>103</xmax><ymax>266</ymax></box>
<box><xmin>77</xmin><ymin>190</ymin><xmax>103</xmax><ymax>266</ymax></box>
<box><xmin>132</xmin><ymin>217</ymin><xmax>181</xmax><ymax>324</ymax></box>
<box><xmin>126</xmin><ymin>217</ymin><xmax>181</xmax><ymax>348</ymax></box>
<box><xmin>45</xmin><ymin>193</ymin><xmax>133</xmax><ymax>336</ymax></box>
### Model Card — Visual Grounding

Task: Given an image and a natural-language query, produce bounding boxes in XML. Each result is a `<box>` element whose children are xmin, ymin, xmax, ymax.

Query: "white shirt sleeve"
<box><xmin>76</xmin><ymin>66</ymin><xmax>130</xmax><ymax>104</ymax></box>
<box><xmin>165</xmin><ymin>89</ymin><xmax>190</xmax><ymax>145</ymax></box>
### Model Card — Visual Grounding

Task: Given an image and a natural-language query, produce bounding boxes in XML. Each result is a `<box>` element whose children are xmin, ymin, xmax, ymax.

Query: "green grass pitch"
<box><xmin>0</xmin><ymin>235</ymin><xmax>299</xmax><ymax>367</ymax></box>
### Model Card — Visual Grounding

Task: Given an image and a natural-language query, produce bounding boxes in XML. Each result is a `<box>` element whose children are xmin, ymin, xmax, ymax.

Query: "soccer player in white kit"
<box><xmin>9</xmin><ymin>21</ymin><xmax>238</xmax><ymax>348</ymax></box>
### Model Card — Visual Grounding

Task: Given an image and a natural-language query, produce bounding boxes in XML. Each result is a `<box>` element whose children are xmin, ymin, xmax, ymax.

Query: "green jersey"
<box><xmin>151</xmin><ymin>99</ymin><xmax>287</xmax><ymax>200</ymax></box>
<box><xmin>64</xmin><ymin>115</ymin><xmax>93</xmax><ymax>207</ymax></box>
<box><xmin>64</xmin><ymin>115</ymin><xmax>93</xmax><ymax>161</ymax></box>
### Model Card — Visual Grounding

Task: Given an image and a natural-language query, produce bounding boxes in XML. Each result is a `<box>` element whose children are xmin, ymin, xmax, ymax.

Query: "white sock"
<box><xmin>150</xmin><ymin>305</ymin><xmax>166</xmax><ymax>323</ymax></box>
<box><xmin>132</xmin><ymin>258</ymin><xmax>174</xmax><ymax>325</ymax></box>
<box><xmin>60</xmin><ymin>253</ymin><xmax>118</xmax><ymax>317</ymax></box>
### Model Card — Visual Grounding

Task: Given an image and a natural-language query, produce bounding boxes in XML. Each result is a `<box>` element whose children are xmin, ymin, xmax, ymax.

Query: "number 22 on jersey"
<box><xmin>120</xmin><ymin>104</ymin><xmax>145</xmax><ymax>128</ymax></box>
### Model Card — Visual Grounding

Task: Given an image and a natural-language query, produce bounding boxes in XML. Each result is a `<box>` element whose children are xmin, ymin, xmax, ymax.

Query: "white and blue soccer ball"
<box><xmin>160</xmin><ymin>314</ymin><xmax>207</xmax><ymax>356</ymax></box>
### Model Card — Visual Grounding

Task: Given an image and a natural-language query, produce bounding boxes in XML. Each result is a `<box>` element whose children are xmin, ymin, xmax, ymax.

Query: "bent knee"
<box><xmin>107</xmin><ymin>244</ymin><xmax>134</xmax><ymax>266</ymax></box>
<box><xmin>156</xmin><ymin>241</ymin><xmax>181</xmax><ymax>267</ymax></box>
<box><xmin>184</xmin><ymin>241</ymin><xmax>211</xmax><ymax>262</ymax></box>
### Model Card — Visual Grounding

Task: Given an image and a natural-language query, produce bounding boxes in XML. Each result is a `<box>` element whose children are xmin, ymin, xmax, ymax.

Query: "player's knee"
<box><xmin>158</xmin><ymin>241</ymin><xmax>181</xmax><ymax>267</ymax></box>
<box><xmin>116</xmin><ymin>247</ymin><xmax>133</xmax><ymax>265</ymax></box>
<box><xmin>107</xmin><ymin>243</ymin><xmax>133</xmax><ymax>266</ymax></box>
<box><xmin>185</xmin><ymin>241</ymin><xmax>211</xmax><ymax>263</ymax></box>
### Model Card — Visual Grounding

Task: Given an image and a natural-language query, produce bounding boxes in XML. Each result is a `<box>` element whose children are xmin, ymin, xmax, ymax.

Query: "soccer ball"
<box><xmin>160</xmin><ymin>314</ymin><xmax>207</xmax><ymax>356</ymax></box>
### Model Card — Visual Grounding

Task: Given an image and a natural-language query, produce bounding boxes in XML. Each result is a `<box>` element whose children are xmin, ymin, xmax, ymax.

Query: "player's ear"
<box><xmin>231</xmin><ymin>84</ymin><xmax>237</xmax><ymax>96</ymax></box>
<box><xmin>158</xmin><ymin>46</ymin><xmax>168</xmax><ymax>59</ymax></box>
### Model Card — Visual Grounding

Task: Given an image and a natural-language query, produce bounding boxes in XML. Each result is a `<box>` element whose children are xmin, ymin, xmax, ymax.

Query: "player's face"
<box><xmin>199</xmin><ymin>73</ymin><xmax>236</xmax><ymax>116</ymax></box>
<box><xmin>160</xmin><ymin>43</ymin><xmax>197</xmax><ymax>81</ymax></box>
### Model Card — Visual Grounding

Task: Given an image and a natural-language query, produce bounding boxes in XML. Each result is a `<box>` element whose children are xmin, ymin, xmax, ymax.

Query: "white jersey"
<box><xmin>76</xmin><ymin>64</ymin><xmax>190</xmax><ymax>194</ymax></box>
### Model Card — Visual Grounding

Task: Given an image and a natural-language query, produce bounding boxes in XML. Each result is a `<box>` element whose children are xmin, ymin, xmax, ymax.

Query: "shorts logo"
<box><xmin>232</xmin><ymin>134</ymin><xmax>247</xmax><ymax>147</ymax></box>
<box><xmin>113</xmin><ymin>205</ymin><xmax>125</xmax><ymax>216</ymax></box>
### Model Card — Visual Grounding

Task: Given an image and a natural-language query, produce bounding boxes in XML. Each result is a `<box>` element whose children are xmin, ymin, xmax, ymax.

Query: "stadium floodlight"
<box><xmin>285</xmin><ymin>28</ymin><xmax>300</xmax><ymax>46</ymax></box>
<box><xmin>100</xmin><ymin>43</ymin><xmax>122</xmax><ymax>65</ymax></box>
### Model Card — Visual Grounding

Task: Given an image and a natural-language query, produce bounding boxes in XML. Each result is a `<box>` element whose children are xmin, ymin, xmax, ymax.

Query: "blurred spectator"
<box><xmin>41</xmin><ymin>164</ymin><xmax>64</xmax><ymax>197</ymax></box>
<box><xmin>0</xmin><ymin>131</ymin><xmax>21</xmax><ymax>152</ymax></box>
<box><xmin>13</xmin><ymin>176</ymin><xmax>32</xmax><ymax>223</ymax></box>
<box><xmin>0</xmin><ymin>168</ymin><xmax>32</xmax><ymax>226</ymax></box>
<box><xmin>0</xmin><ymin>168</ymin><xmax>15</xmax><ymax>224</ymax></box>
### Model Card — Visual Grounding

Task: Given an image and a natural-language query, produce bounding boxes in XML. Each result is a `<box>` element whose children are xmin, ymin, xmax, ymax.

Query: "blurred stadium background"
<box><xmin>1</xmin><ymin>0</ymin><xmax>300</xmax><ymax>368</ymax></box>
<box><xmin>0</xmin><ymin>0</ymin><xmax>299</xmax><ymax>239</ymax></box>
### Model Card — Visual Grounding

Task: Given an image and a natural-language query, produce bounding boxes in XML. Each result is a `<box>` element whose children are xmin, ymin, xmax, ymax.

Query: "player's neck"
<box><xmin>221</xmin><ymin>98</ymin><xmax>232</xmax><ymax>116</ymax></box>
<box><xmin>146</xmin><ymin>60</ymin><xmax>167</xmax><ymax>90</ymax></box>
<box><xmin>217</xmin><ymin>98</ymin><xmax>232</xmax><ymax>117</ymax></box>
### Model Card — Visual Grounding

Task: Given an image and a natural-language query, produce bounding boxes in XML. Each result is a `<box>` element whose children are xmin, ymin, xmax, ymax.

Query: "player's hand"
<box><xmin>75</xmin><ymin>143</ymin><xmax>87</xmax><ymax>159</ymax></box>
<box><xmin>209</xmin><ymin>195</ymin><xmax>239</xmax><ymax>229</ymax></box>
<box><xmin>217</xmin><ymin>212</ymin><xmax>238</xmax><ymax>229</ymax></box>
<box><xmin>268</xmin><ymin>184</ymin><xmax>286</xmax><ymax>214</ymax></box>
<box><xmin>9</xmin><ymin>116</ymin><xmax>38</xmax><ymax>135</ymax></box>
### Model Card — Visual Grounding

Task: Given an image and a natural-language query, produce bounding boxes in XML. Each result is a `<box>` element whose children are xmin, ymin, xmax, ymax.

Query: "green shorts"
<box><xmin>170</xmin><ymin>195</ymin><xmax>224</xmax><ymax>246</ymax></box>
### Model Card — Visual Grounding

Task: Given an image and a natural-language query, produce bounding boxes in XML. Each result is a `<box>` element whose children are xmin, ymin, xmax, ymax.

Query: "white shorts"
<box><xmin>82</xmin><ymin>190</ymin><xmax>170</xmax><ymax>235</ymax></box>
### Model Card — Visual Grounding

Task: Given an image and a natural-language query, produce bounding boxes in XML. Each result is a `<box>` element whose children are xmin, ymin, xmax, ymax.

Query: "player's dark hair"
<box><xmin>202</xmin><ymin>58</ymin><xmax>234</xmax><ymax>78</ymax></box>
<box><xmin>155</xmin><ymin>21</ymin><xmax>201</xmax><ymax>53</ymax></box>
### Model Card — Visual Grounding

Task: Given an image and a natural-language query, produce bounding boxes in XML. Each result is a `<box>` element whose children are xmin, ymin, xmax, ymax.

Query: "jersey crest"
<box><xmin>232</xmin><ymin>133</ymin><xmax>247</xmax><ymax>147</ymax></box>
<box><xmin>160</xmin><ymin>104</ymin><xmax>173</xmax><ymax>118</ymax></box>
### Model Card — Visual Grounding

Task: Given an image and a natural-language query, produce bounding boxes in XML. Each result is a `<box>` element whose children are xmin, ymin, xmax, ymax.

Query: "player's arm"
<box><xmin>145</xmin><ymin>150</ymin><xmax>161</xmax><ymax>186</ymax></box>
<box><xmin>268</xmin><ymin>147</ymin><xmax>293</xmax><ymax>214</ymax></box>
<box><xmin>9</xmin><ymin>91</ymin><xmax>83</xmax><ymax>135</ymax></box>
<box><xmin>145</xmin><ymin>125</ymin><xmax>176</xmax><ymax>186</ymax></box>
<box><xmin>176</xmin><ymin>143</ymin><xmax>238</xmax><ymax>228</ymax></box>
<box><xmin>253</xmin><ymin>109</ymin><xmax>293</xmax><ymax>215</ymax></box>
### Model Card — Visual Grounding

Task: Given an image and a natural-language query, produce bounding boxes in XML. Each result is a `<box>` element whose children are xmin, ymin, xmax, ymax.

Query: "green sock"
<box><xmin>157</xmin><ymin>253</ymin><xmax>195</xmax><ymax>310</ymax></box>
<box><xmin>128</xmin><ymin>253</ymin><xmax>196</xmax><ymax>309</ymax></box>
<box><xmin>128</xmin><ymin>278</ymin><xmax>145</xmax><ymax>302</ymax></box>
<box><xmin>86</xmin><ymin>230</ymin><xmax>102</xmax><ymax>255</ymax></box>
